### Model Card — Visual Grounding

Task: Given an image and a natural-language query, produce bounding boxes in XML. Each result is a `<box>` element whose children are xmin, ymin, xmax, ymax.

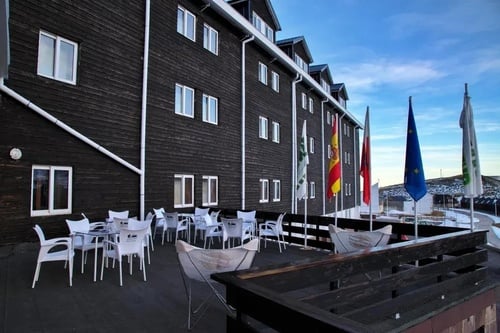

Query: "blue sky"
<box><xmin>272</xmin><ymin>0</ymin><xmax>500</xmax><ymax>187</ymax></box>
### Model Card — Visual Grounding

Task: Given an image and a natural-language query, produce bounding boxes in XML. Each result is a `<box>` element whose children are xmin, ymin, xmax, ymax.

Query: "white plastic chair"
<box><xmin>237</xmin><ymin>210</ymin><xmax>257</xmax><ymax>237</ymax></box>
<box><xmin>328</xmin><ymin>224</ymin><xmax>392</xmax><ymax>254</ymax></box>
<box><xmin>65</xmin><ymin>217</ymin><xmax>105</xmax><ymax>273</ymax></box>
<box><xmin>152</xmin><ymin>208</ymin><xmax>165</xmax><ymax>240</ymax></box>
<box><xmin>176</xmin><ymin>238</ymin><xmax>258</xmax><ymax>330</ymax></box>
<box><xmin>161</xmin><ymin>212</ymin><xmax>188</xmax><ymax>245</ymax></box>
<box><xmin>222</xmin><ymin>217</ymin><xmax>252</xmax><ymax>248</ymax></box>
<box><xmin>100</xmin><ymin>224</ymin><xmax>150</xmax><ymax>286</ymax></box>
<box><xmin>108</xmin><ymin>210</ymin><xmax>129</xmax><ymax>221</ymax></box>
<box><xmin>128</xmin><ymin>217</ymin><xmax>153</xmax><ymax>265</ymax></box>
<box><xmin>258</xmin><ymin>213</ymin><xmax>287</xmax><ymax>253</ymax></box>
<box><xmin>202</xmin><ymin>212</ymin><xmax>225</xmax><ymax>249</ymax></box>
<box><xmin>32</xmin><ymin>224</ymin><xmax>74</xmax><ymax>288</ymax></box>
<box><xmin>193</xmin><ymin>207</ymin><xmax>210</xmax><ymax>241</ymax></box>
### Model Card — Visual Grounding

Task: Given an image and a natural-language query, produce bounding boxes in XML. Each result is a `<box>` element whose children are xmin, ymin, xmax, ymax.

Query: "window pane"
<box><xmin>202</xmin><ymin>179</ymin><xmax>208</xmax><ymax>203</ymax></box>
<box><xmin>59</xmin><ymin>40</ymin><xmax>75</xmax><ymax>81</ymax></box>
<box><xmin>53</xmin><ymin>169</ymin><xmax>69</xmax><ymax>209</ymax></box>
<box><xmin>32</xmin><ymin>169</ymin><xmax>49</xmax><ymax>210</ymax></box>
<box><xmin>177</xmin><ymin>8</ymin><xmax>184</xmax><ymax>34</ymax></box>
<box><xmin>210</xmin><ymin>178</ymin><xmax>217</xmax><ymax>203</ymax></box>
<box><xmin>209</xmin><ymin>98</ymin><xmax>217</xmax><ymax>123</ymax></box>
<box><xmin>174</xmin><ymin>178</ymin><xmax>182</xmax><ymax>206</ymax></box>
<box><xmin>38</xmin><ymin>34</ymin><xmax>55</xmax><ymax>77</ymax></box>
<box><xmin>210</xmin><ymin>30</ymin><xmax>218</xmax><ymax>54</ymax></box>
<box><xmin>175</xmin><ymin>85</ymin><xmax>182</xmax><ymax>114</ymax></box>
<box><xmin>185</xmin><ymin>88</ymin><xmax>194</xmax><ymax>116</ymax></box>
<box><xmin>186</xmin><ymin>13</ymin><xmax>195</xmax><ymax>40</ymax></box>
<box><xmin>184</xmin><ymin>177</ymin><xmax>193</xmax><ymax>205</ymax></box>
<box><xmin>203</xmin><ymin>26</ymin><xmax>208</xmax><ymax>49</ymax></box>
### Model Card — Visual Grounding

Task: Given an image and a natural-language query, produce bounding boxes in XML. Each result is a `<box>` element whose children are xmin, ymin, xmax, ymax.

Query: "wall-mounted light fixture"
<box><xmin>9</xmin><ymin>148</ymin><xmax>22</xmax><ymax>160</ymax></box>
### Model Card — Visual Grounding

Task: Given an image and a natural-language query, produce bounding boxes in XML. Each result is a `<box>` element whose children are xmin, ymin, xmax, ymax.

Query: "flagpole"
<box><xmin>334</xmin><ymin>195</ymin><xmax>338</xmax><ymax>226</ymax></box>
<box><xmin>414</xmin><ymin>201</ymin><xmax>418</xmax><ymax>239</ymax></box>
<box><xmin>470</xmin><ymin>199</ymin><xmax>474</xmax><ymax>231</ymax></box>
<box><xmin>367</xmin><ymin>106</ymin><xmax>372</xmax><ymax>231</ymax></box>
<box><xmin>304</xmin><ymin>189</ymin><xmax>308</xmax><ymax>247</ymax></box>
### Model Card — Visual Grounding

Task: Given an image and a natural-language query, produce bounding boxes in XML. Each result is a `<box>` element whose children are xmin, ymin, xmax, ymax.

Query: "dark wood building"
<box><xmin>0</xmin><ymin>0</ymin><xmax>362</xmax><ymax>244</ymax></box>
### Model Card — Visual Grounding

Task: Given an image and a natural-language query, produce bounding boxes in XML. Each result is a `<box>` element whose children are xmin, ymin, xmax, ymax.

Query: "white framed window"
<box><xmin>37</xmin><ymin>31</ymin><xmax>78</xmax><ymax>85</ymax></box>
<box><xmin>294</xmin><ymin>54</ymin><xmax>308</xmax><ymax>72</ymax></box>
<box><xmin>301</xmin><ymin>93</ymin><xmax>307</xmax><ymax>109</ymax></box>
<box><xmin>258</xmin><ymin>62</ymin><xmax>268</xmax><ymax>85</ymax></box>
<box><xmin>272</xmin><ymin>179</ymin><xmax>281</xmax><ymax>202</ymax></box>
<box><xmin>175</xmin><ymin>84</ymin><xmax>195</xmax><ymax>118</ymax></box>
<box><xmin>174</xmin><ymin>174</ymin><xmax>194</xmax><ymax>208</ymax></box>
<box><xmin>308</xmin><ymin>97</ymin><xmax>314</xmax><ymax>114</ymax></box>
<box><xmin>202</xmin><ymin>176</ymin><xmax>218</xmax><ymax>206</ymax></box>
<box><xmin>202</xmin><ymin>94</ymin><xmax>218</xmax><ymax>124</ymax></box>
<box><xmin>326</xmin><ymin>111</ymin><xmax>331</xmax><ymax>125</ymax></box>
<box><xmin>321</xmin><ymin>78</ymin><xmax>329</xmax><ymax>92</ymax></box>
<box><xmin>259</xmin><ymin>116</ymin><xmax>268</xmax><ymax>139</ymax></box>
<box><xmin>203</xmin><ymin>24</ymin><xmax>218</xmax><ymax>55</ymax></box>
<box><xmin>310</xmin><ymin>181</ymin><xmax>316</xmax><ymax>199</ymax></box>
<box><xmin>177</xmin><ymin>6</ymin><xmax>196</xmax><ymax>41</ymax></box>
<box><xmin>252</xmin><ymin>12</ymin><xmax>274</xmax><ymax>42</ymax></box>
<box><xmin>31</xmin><ymin>165</ymin><xmax>72</xmax><ymax>216</ymax></box>
<box><xmin>271</xmin><ymin>71</ymin><xmax>279</xmax><ymax>92</ymax></box>
<box><xmin>259</xmin><ymin>179</ymin><xmax>269</xmax><ymax>203</ymax></box>
<box><xmin>309</xmin><ymin>137</ymin><xmax>315</xmax><ymax>154</ymax></box>
<box><xmin>272</xmin><ymin>121</ymin><xmax>280</xmax><ymax>143</ymax></box>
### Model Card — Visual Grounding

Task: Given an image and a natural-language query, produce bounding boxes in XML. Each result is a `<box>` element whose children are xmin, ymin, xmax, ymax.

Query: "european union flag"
<box><xmin>404</xmin><ymin>97</ymin><xmax>427</xmax><ymax>201</ymax></box>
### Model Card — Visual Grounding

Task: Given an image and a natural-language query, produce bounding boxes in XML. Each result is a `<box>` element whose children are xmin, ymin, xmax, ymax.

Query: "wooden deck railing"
<box><xmin>213</xmin><ymin>211</ymin><xmax>497</xmax><ymax>332</ymax></box>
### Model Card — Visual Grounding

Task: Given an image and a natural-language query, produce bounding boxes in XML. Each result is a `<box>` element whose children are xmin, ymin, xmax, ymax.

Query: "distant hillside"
<box><xmin>380</xmin><ymin>175</ymin><xmax>500</xmax><ymax>198</ymax></box>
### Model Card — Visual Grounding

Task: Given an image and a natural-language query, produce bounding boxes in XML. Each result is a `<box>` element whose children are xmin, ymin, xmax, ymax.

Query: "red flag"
<box><xmin>327</xmin><ymin>114</ymin><xmax>341</xmax><ymax>199</ymax></box>
<box><xmin>360</xmin><ymin>107</ymin><xmax>371</xmax><ymax>205</ymax></box>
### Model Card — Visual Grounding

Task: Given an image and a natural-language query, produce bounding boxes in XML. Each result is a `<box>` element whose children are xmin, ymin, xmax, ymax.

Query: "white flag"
<box><xmin>297</xmin><ymin>120</ymin><xmax>309</xmax><ymax>200</ymax></box>
<box><xmin>460</xmin><ymin>85</ymin><xmax>483</xmax><ymax>198</ymax></box>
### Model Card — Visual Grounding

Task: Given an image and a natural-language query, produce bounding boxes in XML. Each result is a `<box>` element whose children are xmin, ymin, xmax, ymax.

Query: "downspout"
<box><xmin>240</xmin><ymin>34</ymin><xmax>254</xmax><ymax>210</ymax></box>
<box><xmin>0</xmin><ymin>78</ymin><xmax>141</xmax><ymax>175</ymax></box>
<box><xmin>339</xmin><ymin>113</ymin><xmax>346</xmax><ymax>213</ymax></box>
<box><xmin>321</xmin><ymin>98</ymin><xmax>328</xmax><ymax>215</ymax></box>
<box><xmin>139</xmin><ymin>0</ymin><xmax>151</xmax><ymax>220</ymax></box>
<box><xmin>291</xmin><ymin>73</ymin><xmax>302</xmax><ymax>213</ymax></box>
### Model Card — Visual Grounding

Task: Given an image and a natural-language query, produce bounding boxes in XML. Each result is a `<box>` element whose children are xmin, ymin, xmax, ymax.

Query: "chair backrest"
<box><xmin>145</xmin><ymin>212</ymin><xmax>154</xmax><ymax>222</ymax></box>
<box><xmin>210</xmin><ymin>210</ymin><xmax>220</xmax><ymax>223</ymax></box>
<box><xmin>66</xmin><ymin>217</ymin><xmax>91</xmax><ymax>234</ymax></box>
<box><xmin>176</xmin><ymin>238</ymin><xmax>258</xmax><ymax>282</ymax></box>
<box><xmin>237</xmin><ymin>210</ymin><xmax>256</xmax><ymax>222</ymax></box>
<box><xmin>275</xmin><ymin>213</ymin><xmax>286</xmax><ymax>233</ymax></box>
<box><xmin>117</xmin><ymin>226</ymin><xmax>149</xmax><ymax>254</ymax></box>
<box><xmin>109</xmin><ymin>210</ymin><xmax>129</xmax><ymax>219</ymax></box>
<box><xmin>33</xmin><ymin>224</ymin><xmax>46</xmax><ymax>244</ymax></box>
<box><xmin>222</xmin><ymin>218</ymin><xmax>244</xmax><ymax>238</ymax></box>
<box><xmin>194</xmin><ymin>207</ymin><xmax>209</xmax><ymax>217</ymax></box>
<box><xmin>153</xmin><ymin>208</ymin><xmax>165</xmax><ymax>219</ymax></box>
<box><xmin>113</xmin><ymin>217</ymin><xmax>129</xmax><ymax>231</ymax></box>
<box><xmin>127</xmin><ymin>218</ymin><xmax>152</xmax><ymax>231</ymax></box>
<box><xmin>204</xmin><ymin>213</ymin><xmax>217</xmax><ymax>227</ymax></box>
<box><xmin>164</xmin><ymin>212</ymin><xmax>179</xmax><ymax>228</ymax></box>
<box><xmin>328</xmin><ymin>224</ymin><xmax>392</xmax><ymax>254</ymax></box>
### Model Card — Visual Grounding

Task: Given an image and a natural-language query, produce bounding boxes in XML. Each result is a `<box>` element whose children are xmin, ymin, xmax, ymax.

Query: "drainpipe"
<box><xmin>240</xmin><ymin>34</ymin><xmax>254</xmax><ymax>210</ymax></box>
<box><xmin>339</xmin><ymin>113</ymin><xmax>346</xmax><ymax>213</ymax></box>
<box><xmin>0</xmin><ymin>78</ymin><xmax>141</xmax><ymax>175</ymax></box>
<box><xmin>139</xmin><ymin>0</ymin><xmax>151</xmax><ymax>220</ymax></box>
<box><xmin>321</xmin><ymin>98</ymin><xmax>328</xmax><ymax>215</ymax></box>
<box><xmin>291</xmin><ymin>73</ymin><xmax>302</xmax><ymax>213</ymax></box>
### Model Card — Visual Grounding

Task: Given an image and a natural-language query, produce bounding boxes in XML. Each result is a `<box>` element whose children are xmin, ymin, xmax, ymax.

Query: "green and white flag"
<box><xmin>297</xmin><ymin>120</ymin><xmax>309</xmax><ymax>200</ymax></box>
<box><xmin>460</xmin><ymin>84</ymin><xmax>483</xmax><ymax>198</ymax></box>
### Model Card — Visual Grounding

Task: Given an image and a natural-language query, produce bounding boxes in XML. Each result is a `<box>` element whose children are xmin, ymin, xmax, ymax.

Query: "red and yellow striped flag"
<box><xmin>327</xmin><ymin>114</ymin><xmax>341</xmax><ymax>198</ymax></box>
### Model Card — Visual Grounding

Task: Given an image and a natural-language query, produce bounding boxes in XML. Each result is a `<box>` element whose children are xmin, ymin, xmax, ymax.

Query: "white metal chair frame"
<box><xmin>176</xmin><ymin>238</ymin><xmax>258</xmax><ymax>330</ymax></box>
<box><xmin>32</xmin><ymin>224</ymin><xmax>74</xmax><ymax>288</ymax></box>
